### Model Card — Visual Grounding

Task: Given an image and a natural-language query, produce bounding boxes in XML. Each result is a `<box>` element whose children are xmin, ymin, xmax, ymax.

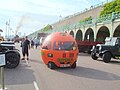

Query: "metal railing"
<box><xmin>59</xmin><ymin>0</ymin><xmax>113</xmax><ymax>22</ymax></box>
<box><xmin>56</xmin><ymin>11</ymin><xmax>120</xmax><ymax>32</ymax></box>
<box><xmin>29</xmin><ymin>0</ymin><xmax>117</xmax><ymax>37</ymax></box>
<box><xmin>43</xmin><ymin>11</ymin><xmax>120</xmax><ymax>34</ymax></box>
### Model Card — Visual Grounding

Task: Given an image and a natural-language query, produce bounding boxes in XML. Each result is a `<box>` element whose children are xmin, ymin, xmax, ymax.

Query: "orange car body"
<box><xmin>41</xmin><ymin>32</ymin><xmax>78</xmax><ymax>68</ymax></box>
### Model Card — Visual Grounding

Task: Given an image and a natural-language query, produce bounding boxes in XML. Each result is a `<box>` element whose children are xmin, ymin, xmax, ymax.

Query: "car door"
<box><xmin>114</xmin><ymin>38</ymin><xmax>120</xmax><ymax>56</ymax></box>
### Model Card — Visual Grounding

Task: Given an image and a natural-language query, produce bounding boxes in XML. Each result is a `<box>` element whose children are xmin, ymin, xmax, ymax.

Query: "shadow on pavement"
<box><xmin>109</xmin><ymin>60</ymin><xmax>120</xmax><ymax>65</ymax></box>
<box><xmin>30</xmin><ymin>59</ymin><xmax>44</xmax><ymax>64</ymax></box>
<box><xmin>56</xmin><ymin>66</ymin><xmax>120</xmax><ymax>81</ymax></box>
<box><xmin>2</xmin><ymin>64</ymin><xmax>36</xmax><ymax>85</ymax></box>
<box><xmin>78</xmin><ymin>53</ymin><xmax>91</xmax><ymax>57</ymax></box>
<box><xmin>96</xmin><ymin>59</ymin><xmax>120</xmax><ymax>65</ymax></box>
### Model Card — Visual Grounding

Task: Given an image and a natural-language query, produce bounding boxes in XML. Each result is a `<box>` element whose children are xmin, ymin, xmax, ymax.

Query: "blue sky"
<box><xmin>0</xmin><ymin>0</ymin><xmax>112</xmax><ymax>37</ymax></box>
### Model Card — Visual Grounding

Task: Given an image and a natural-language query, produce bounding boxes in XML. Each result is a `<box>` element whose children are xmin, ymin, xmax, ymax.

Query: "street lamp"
<box><xmin>10</xmin><ymin>28</ymin><xmax>12</xmax><ymax>39</ymax></box>
<box><xmin>6</xmin><ymin>21</ymin><xmax>8</xmax><ymax>39</ymax></box>
<box><xmin>5</xmin><ymin>19</ymin><xmax>10</xmax><ymax>39</ymax></box>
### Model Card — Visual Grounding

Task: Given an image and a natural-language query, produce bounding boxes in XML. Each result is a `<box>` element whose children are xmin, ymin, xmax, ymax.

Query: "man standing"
<box><xmin>21</xmin><ymin>36</ymin><xmax>30</xmax><ymax>60</ymax></box>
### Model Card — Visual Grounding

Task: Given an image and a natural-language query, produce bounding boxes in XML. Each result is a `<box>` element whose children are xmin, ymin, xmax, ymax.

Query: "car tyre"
<box><xmin>6</xmin><ymin>52</ymin><xmax>20</xmax><ymax>69</ymax></box>
<box><xmin>91</xmin><ymin>52</ymin><xmax>98</xmax><ymax>60</ymax></box>
<box><xmin>103</xmin><ymin>52</ymin><xmax>111</xmax><ymax>63</ymax></box>
<box><xmin>48</xmin><ymin>62</ymin><xmax>55</xmax><ymax>69</ymax></box>
<box><xmin>71</xmin><ymin>62</ymin><xmax>76</xmax><ymax>69</ymax></box>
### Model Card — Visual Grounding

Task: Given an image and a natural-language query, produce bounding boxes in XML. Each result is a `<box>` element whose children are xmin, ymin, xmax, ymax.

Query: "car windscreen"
<box><xmin>53</xmin><ymin>41</ymin><xmax>77</xmax><ymax>51</ymax></box>
<box><xmin>0</xmin><ymin>42</ymin><xmax>14</xmax><ymax>44</ymax></box>
<box><xmin>105</xmin><ymin>38</ymin><xmax>116</xmax><ymax>46</ymax></box>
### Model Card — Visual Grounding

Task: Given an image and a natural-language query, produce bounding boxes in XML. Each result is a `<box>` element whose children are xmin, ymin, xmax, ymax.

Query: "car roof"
<box><xmin>0</xmin><ymin>41</ymin><xmax>15</xmax><ymax>44</ymax></box>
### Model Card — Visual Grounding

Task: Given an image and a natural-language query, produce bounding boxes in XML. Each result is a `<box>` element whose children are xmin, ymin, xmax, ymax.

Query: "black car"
<box><xmin>0</xmin><ymin>41</ymin><xmax>20</xmax><ymax>68</ymax></box>
<box><xmin>91</xmin><ymin>37</ymin><xmax>120</xmax><ymax>63</ymax></box>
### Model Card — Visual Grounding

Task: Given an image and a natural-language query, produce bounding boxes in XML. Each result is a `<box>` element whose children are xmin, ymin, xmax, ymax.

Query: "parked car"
<box><xmin>0</xmin><ymin>41</ymin><xmax>20</xmax><ymax>68</ymax></box>
<box><xmin>91</xmin><ymin>37</ymin><xmax>120</xmax><ymax>63</ymax></box>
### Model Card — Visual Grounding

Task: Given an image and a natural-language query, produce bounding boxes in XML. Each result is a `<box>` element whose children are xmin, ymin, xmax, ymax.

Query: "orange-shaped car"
<box><xmin>41</xmin><ymin>32</ymin><xmax>78</xmax><ymax>69</ymax></box>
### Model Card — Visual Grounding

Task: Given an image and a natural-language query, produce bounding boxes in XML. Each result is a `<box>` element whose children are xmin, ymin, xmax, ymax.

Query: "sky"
<box><xmin>0</xmin><ymin>0</ymin><xmax>112</xmax><ymax>38</ymax></box>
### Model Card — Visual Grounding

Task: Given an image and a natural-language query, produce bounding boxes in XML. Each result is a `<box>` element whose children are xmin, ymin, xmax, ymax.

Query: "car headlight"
<box><xmin>91</xmin><ymin>46</ymin><xmax>95</xmax><ymax>51</ymax></box>
<box><xmin>92</xmin><ymin>46</ymin><xmax>95</xmax><ymax>49</ymax></box>
<box><xmin>48</xmin><ymin>53</ymin><xmax>53</xmax><ymax>57</ymax></box>
<box><xmin>99</xmin><ymin>46</ymin><xmax>102</xmax><ymax>51</ymax></box>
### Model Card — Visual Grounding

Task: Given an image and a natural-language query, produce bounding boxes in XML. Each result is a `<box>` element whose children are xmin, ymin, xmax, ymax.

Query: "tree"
<box><xmin>79</xmin><ymin>16</ymin><xmax>92</xmax><ymax>24</ymax></box>
<box><xmin>100</xmin><ymin>0</ymin><xmax>120</xmax><ymax>16</ymax></box>
<box><xmin>41</xmin><ymin>24</ymin><xmax>52</xmax><ymax>32</ymax></box>
<box><xmin>115</xmin><ymin>0</ymin><xmax>120</xmax><ymax>12</ymax></box>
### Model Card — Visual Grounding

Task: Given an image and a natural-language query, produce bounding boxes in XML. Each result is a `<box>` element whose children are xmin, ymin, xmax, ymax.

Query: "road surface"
<box><xmin>0</xmin><ymin>43</ymin><xmax>120</xmax><ymax>90</ymax></box>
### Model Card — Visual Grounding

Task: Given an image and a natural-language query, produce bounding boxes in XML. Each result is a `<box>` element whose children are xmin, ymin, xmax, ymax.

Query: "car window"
<box><xmin>42</xmin><ymin>41</ymin><xmax>51</xmax><ymax>50</ymax></box>
<box><xmin>53</xmin><ymin>41</ymin><xmax>77</xmax><ymax>51</ymax></box>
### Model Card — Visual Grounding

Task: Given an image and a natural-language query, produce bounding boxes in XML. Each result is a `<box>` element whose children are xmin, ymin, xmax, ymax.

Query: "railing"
<box><xmin>38</xmin><ymin>10</ymin><xmax>120</xmax><ymax>34</ymax></box>
<box><xmin>113</xmin><ymin>11</ymin><xmax>120</xmax><ymax>19</ymax></box>
<box><xmin>29</xmin><ymin>0</ymin><xmax>116</xmax><ymax>37</ymax></box>
<box><xmin>56</xmin><ymin>11</ymin><xmax>120</xmax><ymax>31</ymax></box>
<box><xmin>59</xmin><ymin>0</ymin><xmax>113</xmax><ymax>22</ymax></box>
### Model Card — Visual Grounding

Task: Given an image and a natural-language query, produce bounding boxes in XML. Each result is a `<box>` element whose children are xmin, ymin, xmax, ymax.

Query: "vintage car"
<box><xmin>91</xmin><ymin>37</ymin><xmax>120</xmax><ymax>63</ymax></box>
<box><xmin>41</xmin><ymin>32</ymin><xmax>79</xmax><ymax>69</ymax></box>
<box><xmin>0</xmin><ymin>41</ymin><xmax>20</xmax><ymax>68</ymax></box>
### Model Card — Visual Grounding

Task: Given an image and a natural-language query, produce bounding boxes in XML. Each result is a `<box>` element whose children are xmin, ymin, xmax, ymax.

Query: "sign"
<box><xmin>0</xmin><ymin>54</ymin><xmax>5</xmax><ymax>66</ymax></box>
<box><xmin>60</xmin><ymin>64</ymin><xmax>70</xmax><ymax>67</ymax></box>
<box><xmin>57</xmin><ymin>58</ymin><xmax>73</xmax><ymax>62</ymax></box>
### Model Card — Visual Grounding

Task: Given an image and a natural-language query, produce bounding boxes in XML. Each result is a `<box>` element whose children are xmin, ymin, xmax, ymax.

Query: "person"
<box><xmin>30</xmin><ymin>39</ymin><xmax>34</xmax><ymax>48</ymax></box>
<box><xmin>21</xmin><ymin>36</ymin><xmax>30</xmax><ymax>60</ymax></box>
<box><xmin>34</xmin><ymin>38</ymin><xmax>39</xmax><ymax>49</ymax></box>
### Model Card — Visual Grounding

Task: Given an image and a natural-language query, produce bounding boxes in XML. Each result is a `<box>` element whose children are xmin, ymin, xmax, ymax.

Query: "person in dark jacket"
<box><xmin>31</xmin><ymin>39</ymin><xmax>34</xmax><ymax>48</ymax></box>
<box><xmin>21</xmin><ymin>36</ymin><xmax>30</xmax><ymax>60</ymax></box>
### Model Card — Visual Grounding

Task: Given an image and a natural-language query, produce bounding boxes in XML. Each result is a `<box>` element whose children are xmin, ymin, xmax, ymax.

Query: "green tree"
<box><xmin>41</xmin><ymin>24</ymin><xmax>52</xmax><ymax>32</ymax></box>
<box><xmin>79</xmin><ymin>16</ymin><xmax>92</xmax><ymax>24</ymax></box>
<box><xmin>115</xmin><ymin>0</ymin><xmax>120</xmax><ymax>12</ymax></box>
<box><xmin>100</xmin><ymin>0</ymin><xmax>120</xmax><ymax>16</ymax></box>
<box><xmin>100</xmin><ymin>1</ymin><xmax>116</xmax><ymax>16</ymax></box>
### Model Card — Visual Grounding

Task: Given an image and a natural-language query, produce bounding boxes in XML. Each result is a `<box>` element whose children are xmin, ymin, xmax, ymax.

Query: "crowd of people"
<box><xmin>30</xmin><ymin>38</ymin><xmax>40</xmax><ymax>49</ymax></box>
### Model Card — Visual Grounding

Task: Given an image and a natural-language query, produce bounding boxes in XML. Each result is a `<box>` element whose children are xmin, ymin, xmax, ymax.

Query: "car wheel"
<box><xmin>91</xmin><ymin>52</ymin><xmax>98</xmax><ymax>60</ymax></box>
<box><xmin>6</xmin><ymin>52</ymin><xmax>20</xmax><ymax>69</ymax></box>
<box><xmin>48</xmin><ymin>62</ymin><xmax>55</xmax><ymax>69</ymax></box>
<box><xmin>103</xmin><ymin>52</ymin><xmax>111</xmax><ymax>63</ymax></box>
<box><xmin>87</xmin><ymin>50</ymin><xmax>91</xmax><ymax>54</ymax></box>
<box><xmin>71</xmin><ymin>62</ymin><xmax>76</xmax><ymax>69</ymax></box>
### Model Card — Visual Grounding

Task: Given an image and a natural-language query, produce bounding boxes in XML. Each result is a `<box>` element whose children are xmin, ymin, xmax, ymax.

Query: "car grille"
<box><xmin>69</xmin><ymin>53</ymin><xmax>74</xmax><ymax>58</ymax></box>
<box><xmin>63</xmin><ymin>53</ymin><xmax>66</xmax><ymax>58</ymax></box>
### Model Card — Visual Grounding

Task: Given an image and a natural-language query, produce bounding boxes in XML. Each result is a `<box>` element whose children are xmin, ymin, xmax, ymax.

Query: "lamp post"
<box><xmin>10</xmin><ymin>28</ymin><xmax>12</xmax><ymax>39</ymax></box>
<box><xmin>6</xmin><ymin>21</ymin><xmax>8</xmax><ymax>39</ymax></box>
<box><xmin>5</xmin><ymin>19</ymin><xmax>10</xmax><ymax>40</ymax></box>
<box><xmin>8</xmin><ymin>19</ymin><xmax>10</xmax><ymax>39</ymax></box>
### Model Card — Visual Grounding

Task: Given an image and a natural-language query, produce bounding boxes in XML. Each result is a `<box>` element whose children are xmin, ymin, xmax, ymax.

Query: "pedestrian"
<box><xmin>21</xmin><ymin>36</ymin><xmax>30</xmax><ymax>60</ymax></box>
<box><xmin>31</xmin><ymin>39</ymin><xmax>34</xmax><ymax>48</ymax></box>
<box><xmin>34</xmin><ymin>38</ymin><xmax>39</xmax><ymax>49</ymax></box>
